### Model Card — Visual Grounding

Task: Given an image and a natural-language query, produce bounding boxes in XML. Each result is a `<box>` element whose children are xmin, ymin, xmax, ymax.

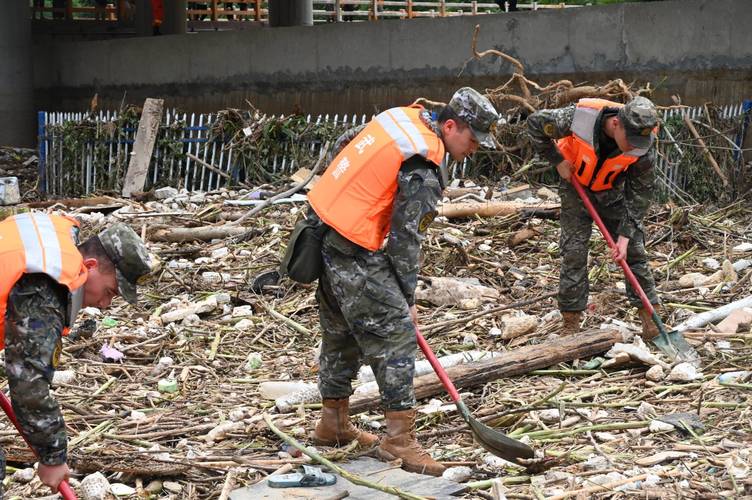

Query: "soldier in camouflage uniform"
<box><xmin>527</xmin><ymin>96</ymin><xmax>662</xmax><ymax>337</ymax></box>
<box><xmin>307</xmin><ymin>88</ymin><xmax>499</xmax><ymax>476</ymax></box>
<box><xmin>1</xmin><ymin>220</ymin><xmax>151</xmax><ymax>494</ymax></box>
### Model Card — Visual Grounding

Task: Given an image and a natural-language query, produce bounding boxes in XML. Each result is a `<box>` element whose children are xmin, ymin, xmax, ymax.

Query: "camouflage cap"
<box><xmin>447</xmin><ymin>87</ymin><xmax>500</xmax><ymax>148</ymax></box>
<box><xmin>618</xmin><ymin>96</ymin><xmax>658</xmax><ymax>149</ymax></box>
<box><xmin>98</xmin><ymin>223</ymin><xmax>152</xmax><ymax>305</ymax></box>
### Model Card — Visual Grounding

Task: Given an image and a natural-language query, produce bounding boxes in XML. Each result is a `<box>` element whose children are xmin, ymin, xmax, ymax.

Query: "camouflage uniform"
<box><xmin>1</xmin><ymin>223</ymin><xmax>151</xmax><ymax>492</ymax></box>
<box><xmin>317</xmin><ymin>88</ymin><xmax>499</xmax><ymax>410</ymax></box>
<box><xmin>527</xmin><ymin>98</ymin><xmax>660</xmax><ymax>311</ymax></box>
<box><xmin>316</xmin><ymin>151</ymin><xmax>443</xmax><ymax>410</ymax></box>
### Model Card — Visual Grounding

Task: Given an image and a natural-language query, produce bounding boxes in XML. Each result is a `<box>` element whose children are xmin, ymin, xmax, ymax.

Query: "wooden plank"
<box><xmin>349</xmin><ymin>329</ymin><xmax>623</xmax><ymax>414</ymax></box>
<box><xmin>289</xmin><ymin>167</ymin><xmax>320</xmax><ymax>191</ymax></box>
<box><xmin>122</xmin><ymin>98</ymin><xmax>164</xmax><ymax>198</ymax></box>
<box><xmin>229</xmin><ymin>457</ymin><xmax>464</xmax><ymax>500</ymax></box>
<box><xmin>438</xmin><ymin>200</ymin><xmax>559</xmax><ymax>219</ymax></box>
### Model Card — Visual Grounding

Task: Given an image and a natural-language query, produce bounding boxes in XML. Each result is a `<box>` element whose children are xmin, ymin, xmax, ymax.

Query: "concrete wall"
<box><xmin>33</xmin><ymin>0</ymin><xmax>752</xmax><ymax>116</ymax></box>
<box><xmin>2</xmin><ymin>1</ymin><xmax>35</xmax><ymax>147</ymax></box>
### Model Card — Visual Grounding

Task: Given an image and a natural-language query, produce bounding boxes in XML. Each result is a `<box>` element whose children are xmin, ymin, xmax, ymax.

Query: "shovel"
<box><xmin>570</xmin><ymin>177</ymin><xmax>700</xmax><ymax>365</ymax></box>
<box><xmin>0</xmin><ymin>392</ymin><xmax>77</xmax><ymax>500</ymax></box>
<box><xmin>415</xmin><ymin>326</ymin><xmax>535</xmax><ymax>463</ymax></box>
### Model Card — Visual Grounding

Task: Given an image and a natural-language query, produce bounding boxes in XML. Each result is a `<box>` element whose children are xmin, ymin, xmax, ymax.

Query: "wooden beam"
<box><xmin>122</xmin><ymin>98</ymin><xmax>164</xmax><ymax>198</ymax></box>
<box><xmin>438</xmin><ymin>200</ymin><xmax>559</xmax><ymax>219</ymax></box>
<box><xmin>349</xmin><ymin>328</ymin><xmax>623</xmax><ymax>414</ymax></box>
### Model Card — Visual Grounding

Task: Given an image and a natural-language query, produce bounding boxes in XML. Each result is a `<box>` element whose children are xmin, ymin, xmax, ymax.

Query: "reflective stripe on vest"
<box><xmin>0</xmin><ymin>213</ymin><xmax>88</xmax><ymax>350</ymax></box>
<box><xmin>556</xmin><ymin>98</ymin><xmax>651</xmax><ymax>192</ymax></box>
<box><xmin>308</xmin><ymin>106</ymin><xmax>445</xmax><ymax>251</ymax></box>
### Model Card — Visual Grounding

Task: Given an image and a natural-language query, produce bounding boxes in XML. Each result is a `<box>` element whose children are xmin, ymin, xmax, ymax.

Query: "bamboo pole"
<box><xmin>683</xmin><ymin>114</ymin><xmax>729</xmax><ymax>187</ymax></box>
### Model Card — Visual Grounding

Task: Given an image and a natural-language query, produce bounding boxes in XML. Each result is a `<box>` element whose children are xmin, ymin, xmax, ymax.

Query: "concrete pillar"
<box><xmin>163</xmin><ymin>0</ymin><xmax>187</xmax><ymax>35</ymax></box>
<box><xmin>269</xmin><ymin>0</ymin><xmax>313</xmax><ymax>26</ymax></box>
<box><xmin>0</xmin><ymin>2</ymin><xmax>34</xmax><ymax>147</ymax></box>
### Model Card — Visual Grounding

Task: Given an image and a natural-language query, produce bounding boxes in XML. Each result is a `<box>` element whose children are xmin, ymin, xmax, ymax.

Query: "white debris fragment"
<box><xmin>154</xmin><ymin>186</ymin><xmax>178</xmax><ymax>199</ymax></box>
<box><xmin>667</xmin><ymin>362</ymin><xmax>702</xmax><ymax>382</ymax></box>
<box><xmin>229</xmin><ymin>408</ymin><xmax>247</xmax><ymax>422</ymax></box>
<box><xmin>52</xmin><ymin>369</ymin><xmax>76</xmax><ymax>385</ymax></box>
<box><xmin>204</xmin><ymin>421</ymin><xmax>245</xmax><ymax>443</ymax></box>
<box><xmin>211</xmin><ymin>247</ymin><xmax>230</xmax><ymax>259</ymax></box>
<box><xmin>194</xmin><ymin>295</ymin><xmax>218</xmax><ymax>314</ymax></box>
<box><xmin>541</xmin><ymin>309</ymin><xmax>562</xmax><ymax>323</ymax></box>
<box><xmin>702</xmin><ymin>257</ymin><xmax>720</xmax><ymax>270</ymax></box>
<box><xmin>163</xmin><ymin>481</ymin><xmax>183</xmax><ymax>493</ymax></box>
<box><xmin>606</xmin><ymin>336</ymin><xmax>670</xmax><ymax>368</ymax></box>
<box><xmin>11</xmin><ymin>468</ymin><xmax>35</xmax><ymax>483</ymax></box>
<box><xmin>231</xmin><ymin>305</ymin><xmax>254</xmax><ymax>317</ymax></box>
<box><xmin>732</xmin><ymin>242</ymin><xmax>752</xmax><ymax>253</ymax></box>
<box><xmin>442</xmin><ymin>466</ymin><xmax>473</xmax><ymax>482</ymax></box>
<box><xmin>594</xmin><ymin>432</ymin><xmax>619</xmax><ymax>442</ymax></box>
<box><xmin>462</xmin><ymin>332</ymin><xmax>478</xmax><ymax>345</ymax></box>
<box><xmin>583</xmin><ymin>454</ymin><xmax>610</xmax><ymax>470</ymax></box>
<box><xmin>679</xmin><ymin>272</ymin><xmax>708</xmax><ymax>288</ymax></box>
<box><xmin>80</xmin><ymin>472</ymin><xmax>111</xmax><ymax>500</ymax></box>
<box><xmin>111</xmin><ymin>483</ymin><xmax>137</xmax><ymax>496</ymax></box>
<box><xmin>536</xmin><ymin>409</ymin><xmax>560</xmax><ymax>422</ymax></box>
<box><xmin>645</xmin><ymin>365</ymin><xmax>665</xmax><ymax>382</ymax></box>
<box><xmin>418</xmin><ymin>398</ymin><xmax>457</xmax><ymax>415</ymax></box>
<box><xmin>234</xmin><ymin>318</ymin><xmax>254</xmax><ymax>330</ymax></box>
<box><xmin>725</xmin><ymin>450</ymin><xmax>750</xmax><ymax>479</ymax></box>
<box><xmin>500</xmin><ymin>312</ymin><xmax>539</xmax><ymax>339</ymax></box>
<box><xmin>649</xmin><ymin>420</ymin><xmax>676</xmax><ymax>433</ymax></box>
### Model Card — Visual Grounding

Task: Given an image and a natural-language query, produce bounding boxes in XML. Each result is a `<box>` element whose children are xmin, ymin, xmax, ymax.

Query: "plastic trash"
<box><xmin>158</xmin><ymin>378</ymin><xmax>179</xmax><ymax>393</ymax></box>
<box><xmin>717</xmin><ymin>370</ymin><xmax>751</xmax><ymax>384</ymax></box>
<box><xmin>100</xmin><ymin>344</ymin><xmax>125</xmax><ymax>362</ymax></box>
<box><xmin>260</xmin><ymin>381</ymin><xmax>316</xmax><ymax>400</ymax></box>
<box><xmin>101</xmin><ymin>316</ymin><xmax>118</xmax><ymax>328</ymax></box>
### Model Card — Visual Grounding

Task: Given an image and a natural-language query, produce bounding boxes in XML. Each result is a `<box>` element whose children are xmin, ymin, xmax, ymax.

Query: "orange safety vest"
<box><xmin>556</xmin><ymin>98</ymin><xmax>654</xmax><ymax>192</ymax></box>
<box><xmin>309</xmin><ymin>105</ymin><xmax>445</xmax><ymax>251</ymax></box>
<box><xmin>0</xmin><ymin>213</ymin><xmax>88</xmax><ymax>350</ymax></box>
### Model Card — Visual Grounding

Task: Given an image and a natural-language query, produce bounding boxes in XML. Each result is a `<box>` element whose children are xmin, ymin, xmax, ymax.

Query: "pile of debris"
<box><xmin>0</xmin><ymin>170</ymin><xmax>749</xmax><ymax>499</ymax></box>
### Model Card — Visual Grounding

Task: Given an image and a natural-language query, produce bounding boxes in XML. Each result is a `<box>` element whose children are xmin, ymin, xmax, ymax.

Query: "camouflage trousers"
<box><xmin>316</xmin><ymin>230</ymin><xmax>417</xmax><ymax>411</ymax></box>
<box><xmin>558</xmin><ymin>181</ymin><xmax>659</xmax><ymax>312</ymax></box>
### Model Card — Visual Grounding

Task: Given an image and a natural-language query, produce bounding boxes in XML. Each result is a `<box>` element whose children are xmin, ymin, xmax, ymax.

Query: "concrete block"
<box><xmin>0</xmin><ymin>177</ymin><xmax>20</xmax><ymax>206</ymax></box>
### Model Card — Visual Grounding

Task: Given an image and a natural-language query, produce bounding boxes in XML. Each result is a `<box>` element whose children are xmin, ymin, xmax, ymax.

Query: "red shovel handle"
<box><xmin>415</xmin><ymin>326</ymin><xmax>462</xmax><ymax>403</ymax></box>
<box><xmin>569</xmin><ymin>177</ymin><xmax>655</xmax><ymax>316</ymax></box>
<box><xmin>0</xmin><ymin>392</ymin><xmax>77</xmax><ymax>500</ymax></box>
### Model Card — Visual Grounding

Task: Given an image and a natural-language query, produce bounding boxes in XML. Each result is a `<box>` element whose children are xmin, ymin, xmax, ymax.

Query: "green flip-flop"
<box><xmin>268</xmin><ymin>465</ymin><xmax>337</xmax><ymax>488</ymax></box>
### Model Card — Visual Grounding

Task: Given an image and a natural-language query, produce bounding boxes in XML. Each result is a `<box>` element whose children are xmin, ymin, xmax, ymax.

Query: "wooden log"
<box><xmin>26</xmin><ymin>196</ymin><xmax>124</xmax><ymax>209</ymax></box>
<box><xmin>122</xmin><ymin>98</ymin><xmax>165</xmax><ymax>198</ymax></box>
<box><xmin>349</xmin><ymin>328</ymin><xmax>623</xmax><ymax>414</ymax></box>
<box><xmin>508</xmin><ymin>227</ymin><xmax>539</xmax><ymax>247</ymax></box>
<box><xmin>150</xmin><ymin>225</ymin><xmax>260</xmax><ymax>242</ymax></box>
<box><xmin>438</xmin><ymin>201</ymin><xmax>559</xmax><ymax>219</ymax></box>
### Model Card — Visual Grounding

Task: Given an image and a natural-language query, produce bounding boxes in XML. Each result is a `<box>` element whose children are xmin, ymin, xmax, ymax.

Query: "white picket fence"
<box><xmin>38</xmin><ymin>102</ymin><xmax>750</xmax><ymax>199</ymax></box>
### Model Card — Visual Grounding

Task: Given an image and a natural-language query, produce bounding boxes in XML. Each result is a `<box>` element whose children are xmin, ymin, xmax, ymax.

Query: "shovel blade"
<box><xmin>652</xmin><ymin>330</ymin><xmax>701</xmax><ymax>366</ymax></box>
<box><xmin>458</xmin><ymin>402</ymin><xmax>534</xmax><ymax>463</ymax></box>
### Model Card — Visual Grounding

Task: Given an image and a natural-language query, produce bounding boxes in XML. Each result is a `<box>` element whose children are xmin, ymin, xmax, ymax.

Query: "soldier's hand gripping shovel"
<box><xmin>0</xmin><ymin>392</ymin><xmax>77</xmax><ymax>500</ymax></box>
<box><xmin>415</xmin><ymin>325</ymin><xmax>535</xmax><ymax>463</ymax></box>
<box><xmin>570</xmin><ymin>177</ymin><xmax>700</xmax><ymax>365</ymax></box>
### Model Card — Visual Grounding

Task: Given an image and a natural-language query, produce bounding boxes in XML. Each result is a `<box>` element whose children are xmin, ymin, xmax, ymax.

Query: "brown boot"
<box><xmin>377</xmin><ymin>409</ymin><xmax>446</xmax><ymax>476</ymax></box>
<box><xmin>560</xmin><ymin>311</ymin><xmax>583</xmax><ymax>336</ymax></box>
<box><xmin>312</xmin><ymin>399</ymin><xmax>378</xmax><ymax>447</ymax></box>
<box><xmin>638</xmin><ymin>305</ymin><xmax>661</xmax><ymax>340</ymax></box>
